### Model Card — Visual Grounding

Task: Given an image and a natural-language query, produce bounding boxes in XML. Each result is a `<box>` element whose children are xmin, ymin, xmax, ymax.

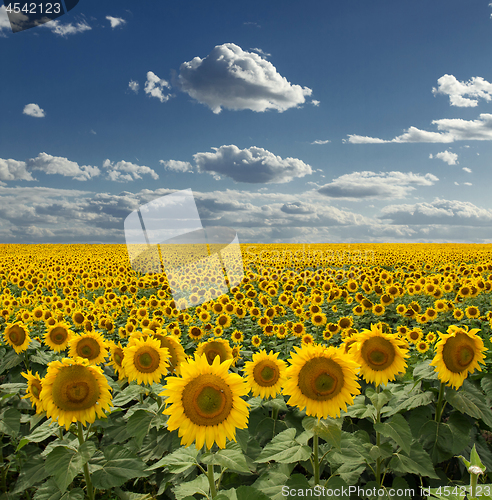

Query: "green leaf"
<box><xmin>342</xmin><ymin>395</ymin><xmax>376</xmax><ymax>419</ymax></box>
<box><xmin>0</xmin><ymin>382</ymin><xmax>27</xmax><ymax>395</ymax></box>
<box><xmin>252</xmin><ymin>470</ymin><xmax>289</xmax><ymax>499</ymax></box>
<box><xmin>33</xmin><ymin>478</ymin><xmax>84</xmax><ymax>500</ymax></box>
<box><xmin>90</xmin><ymin>445</ymin><xmax>150</xmax><ymax>489</ymax></box>
<box><xmin>413</xmin><ymin>361</ymin><xmax>438</xmax><ymax>381</ymax></box>
<box><xmin>374</xmin><ymin>414</ymin><xmax>412</xmax><ymax>454</ymax></box>
<box><xmin>419</xmin><ymin>420</ymin><xmax>454</xmax><ymax>464</ymax></box>
<box><xmin>0</xmin><ymin>407</ymin><xmax>21</xmax><ymax>436</ymax></box>
<box><xmin>447</xmin><ymin>411</ymin><xmax>473</xmax><ymax>455</ymax></box>
<box><xmin>470</xmin><ymin>443</ymin><xmax>486</xmax><ymax>471</ymax></box>
<box><xmin>383</xmin><ymin>391</ymin><xmax>435</xmax><ymax>416</ymax></box>
<box><xmin>13</xmin><ymin>455</ymin><xmax>49</xmax><ymax>494</ymax></box>
<box><xmin>147</xmin><ymin>445</ymin><xmax>199</xmax><ymax>473</ymax></box>
<box><xmin>0</xmin><ymin>349</ymin><xmax>23</xmax><ymax>375</ymax></box>
<box><xmin>18</xmin><ymin>419</ymin><xmax>59</xmax><ymax>450</ymax></box>
<box><xmin>263</xmin><ymin>397</ymin><xmax>288</xmax><ymax>411</ymax></box>
<box><xmin>366</xmin><ymin>386</ymin><xmax>392</xmax><ymax>411</ymax></box>
<box><xmin>302</xmin><ymin>416</ymin><xmax>341</xmax><ymax>449</ymax></box>
<box><xmin>389</xmin><ymin>442</ymin><xmax>439</xmax><ymax>479</ymax></box>
<box><xmin>446</xmin><ymin>380</ymin><xmax>492</xmax><ymax>429</ymax></box>
<box><xmin>174</xmin><ymin>474</ymin><xmax>217</xmax><ymax>500</ymax></box>
<box><xmin>255</xmin><ymin>428</ymin><xmax>311</xmax><ymax>464</ymax></box>
<box><xmin>236</xmin><ymin>485</ymin><xmax>271</xmax><ymax>500</ymax></box>
<box><xmin>45</xmin><ymin>442</ymin><xmax>95</xmax><ymax>493</ymax></box>
<box><xmin>126</xmin><ymin>409</ymin><xmax>154</xmax><ymax>447</ymax></box>
<box><xmin>207</xmin><ymin>442</ymin><xmax>254</xmax><ymax>473</ymax></box>
<box><xmin>111</xmin><ymin>384</ymin><xmax>148</xmax><ymax>406</ymax></box>
<box><xmin>407</xmin><ymin>406</ymin><xmax>433</xmax><ymax>439</ymax></box>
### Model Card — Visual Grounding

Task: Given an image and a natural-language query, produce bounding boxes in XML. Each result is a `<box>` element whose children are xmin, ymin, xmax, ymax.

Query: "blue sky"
<box><xmin>2</xmin><ymin>0</ymin><xmax>492</xmax><ymax>243</ymax></box>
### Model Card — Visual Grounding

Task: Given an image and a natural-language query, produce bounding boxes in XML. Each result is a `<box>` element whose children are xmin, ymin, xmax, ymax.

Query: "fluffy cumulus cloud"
<box><xmin>429</xmin><ymin>150</ymin><xmax>458</xmax><ymax>165</ymax></box>
<box><xmin>177</xmin><ymin>43</ymin><xmax>312</xmax><ymax>113</ymax></box>
<box><xmin>23</xmin><ymin>103</ymin><xmax>45</xmax><ymax>118</ymax></box>
<box><xmin>380</xmin><ymin>198</ymin><xmax>492</xmax><ymax>226</ymax></box>
<box><xmin>432</xmin><ymin>74</ymin><xmax>492</xmax><ymax>107</ymax></box>
<box><xmin>106</xmin><ymin>16</ymin><xmax>126</xmax><ymax>28</ymax></box>
<box><xmin>144</xmin><ymin>71</ymin><xmax>172</xmax><ymax>103</ymax></box>
<box><xmin>159</xmin><ymin>160</ymin><xmax>193</xmax><ymax>173</ymax></box>
<box><xmin>0</xmin><ymin>159</ymin><xmax>34</xmax><ymax>182</ymax></box>
<box><xmin>193</xmin><ymin>145</ymin><xmax>312</xmax><ymax>183</ymax></box>
<box><xmin>40</xmin><ymin>19</ymin><xmax>91</xmax><ymax>36</ymax></box>
<box><xmin>347</xmin><ymin>113</ymin><xmax>492</xmax><ymax>144</ymax></box>
<box><xmin>0</xmin><ymin>6</ymin><xmax>12</xmax><ymax>37</ymax></box>
<box><xmin>318</xmin><ymin>171</ymin><xmax>438</xmax><ymax>200</ymax></box>
<box><xmin>311</xmin><ymin>139</ymin><xmax>330</xmax><ymax>145</ymax></box>
<box><xmin>103</xmin><ymin>159</ymin><xmax>159</xmax><ymax>182</ymax></box>
<box><xmin>28</xmin><ymin>153</ymin><xmax>100</xmax><ymax>181</ymax></box>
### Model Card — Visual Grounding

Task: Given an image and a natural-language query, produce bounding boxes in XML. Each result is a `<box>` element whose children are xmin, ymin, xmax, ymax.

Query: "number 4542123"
<box><xmin>5</xmin><ymin>3</ymin><xmax>62</xmax><ymax>14</ymax></box>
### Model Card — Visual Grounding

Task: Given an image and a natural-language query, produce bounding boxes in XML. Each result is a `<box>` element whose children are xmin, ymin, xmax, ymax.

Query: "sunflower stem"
<box><xmin>207</xmin><ymin>463</ymin><xmax>217</xmax><ymax>499</ymax></box>
<box><xmin>77</xmin><ymin>422</ymin><xmax>94</xmax><ymax>500</ymax></box>
<box><xmin>313</xmin><ymin>433</ymin><xmax>320</xmax><ymax>485</ymax></box>
<box><xmin>435</xmin><ymin>381</ymin><xmax>446</xmax><ymax>423</ymax></box>
<box><xmin>272</xmin><ymin>407</ymin><xmax>279</xmax><ymax>437</ymax></box>
<box><xmin>375</xmin><ymin>384</ymin><xmax>382</xmax><ymax>487</ymax></box>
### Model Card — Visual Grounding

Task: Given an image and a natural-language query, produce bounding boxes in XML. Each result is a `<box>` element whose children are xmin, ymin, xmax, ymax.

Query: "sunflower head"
<box><xmin>430</xmin><ymin>325</ymin><xmax>486</xmax><ymax>389</ymax></box>
<box><xmin>244</xmin><ymin>350</ymin><xmax>287</xmax><ymax>399</ymax></box>
<box><xmin>107</xmin><ymin>341</ymin><xmax>126</xmax><ymax>379</ymax></box>
<box><xmin>3</xmin><ymin>322</ymin><xmax>31</xmax><ymax>353</ymax></box>
<box><xmin>153</xmin><ymin>333</ymin><xmax>187</xmax><ymax>374</ymax></box>
<box><xmin>161</xmin><ymin>354</ymin><xmax>250</xmax><ymax>450</ymax></box>
<box><xmin>351</xmin><ymin>323</ymin><xmax>409</xmax><ymax>387</ymax></box>
<box><xmin>21</xmin><ymin>370</ymin><xmax>44</xmax><ymax>413</ymax></box>
<box><xmin>68</xmin><ymin>331</ymin><xmax>109</xmax><ymax>365</ymax></box>
<box><xmin>283</xmin><ymin>343</ymin><xmax>361</xmax><ymax>419</ymax></box>
<box><xmin>196</xmin><ymin>338</ymin><xmax>234</xmax><ymax>366</ymax></box>
<box><xmin>45</xmin><ymin>322</ymin><xmax>73</xmax><ymax>352</ymax></box>
<box><xmin>39</xmin><ymin>357</ymin><xmax>113</xmax><ymax>430</ymax></box>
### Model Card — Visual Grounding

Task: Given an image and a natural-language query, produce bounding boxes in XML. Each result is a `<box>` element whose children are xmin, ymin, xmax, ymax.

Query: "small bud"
<box><xmin>468</xmin><ymin>465</ymin><xmax>484</xmax><ymax>475</ymax></box>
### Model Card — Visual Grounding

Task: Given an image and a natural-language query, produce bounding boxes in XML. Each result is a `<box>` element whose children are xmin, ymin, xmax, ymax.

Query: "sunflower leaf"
<box><xmin>212</xmin><ymin>441</ymin><xmax>255</xmax><ymax>473</ymax></box>
<box><xmin>302</xmin><ymin>416</ymin><xmax>342</xmax><ymax>449</ymax></box>
<box><xmin>147</xmin><ymin>445</ymin><xmax>199</xmax><ymax>473</ymax></box>
<box><xmin>255</xmin><ymin>428</ymin><xmax>311</xmax><ymax>464</ymax></box>
<box><xmin>373</xmin><ymin>414</ymin><xmax>412</xmax><ymax>454</ymax></box>
<box><xmin>389</xmin><ymin>442</ymin><xmax>439</xmax><ymax>479</ymax></box>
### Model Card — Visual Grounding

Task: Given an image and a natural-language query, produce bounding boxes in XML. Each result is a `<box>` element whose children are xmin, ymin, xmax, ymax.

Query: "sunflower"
<box><xmin>338</xmin><ymin>317</ymin><xmax>353</xmax><ymax>330</ymax></box>
<box><xmin>3</xmin><ymin>322</ymin><xmax>31</xmax><ymax>353</ymax></box>
<box><xmin>292</xmin><ymin>322</ymin><xmax>306</xmax><ymax>337</ymax></box>
<box><xmin>244</xmin><ymin>350</ymin><xmax>287</xmax><ymax>399</ymax></box>
<box><xmin>283</xmin><ymin>343</ymin><xmax>360</xmax><ymax>419</ymax></box>
<box><xmin>372</xmin><ymin>305</ymin><xmax>385</xmax><ymax>316</ymax></box>
<box><xmin>69</xmin><ymin>331</ymin><xmax>108</xmax><ymax>365</ymax></box>
<box><xmin>71</xmin><ymin>310</ymin><xmax>86</xmax><ymax>328</ymax></box>
<box><xmin>407</xmin><ymin>329</ymin><xmax>423</xmax><ymax>344</ymax></box>
<box><xmin>196</xmin><ymin>338</ymin><xmax>234</xmax><ymax>366</ymax></box>
<box><xmin>107</xmin><ymin>341</ymin><xmax>126</xmax><ymax>379</ymax></box>
<box><xmin>351</xmin><ymin>324</ymin><xmax>409</xmax><ymax>387</ymax></box>
<box><xmin>311</xmin><ymin>313</ymin><xmax>327</xmax><ymax>326</ymax></box>
<box><xmin>426</xmin><ymin>332</ymin><xmax>437</xmax><ymax>344</ymax></box>
<box><xmin>430</xmin><ymin>326</ymin><xmax>486</xmax><ymax>389</ymax></box>
<box><xmin>44</xmin><ymin>322</ymin><xmax>73</xmax><ymax>352</ymax></box>
<box><xmin>188</xmin><ymin>325</ymin><xmax>205</xmax><ymax>341</ymax></box>
<box><xmin>39</xmin><ymin>357</ymin><xmax>112</xmax><ymax>430</ymax></box>
<box><xmin>160</xmin><ymin>354</ymin><xmax>250</xmax><ymax>450</ymax></box>
<box><xmin>465</xmin><ymin>306</ymin><xmax>480</xmax><ymax>319</ymax></box>
<box><xmin>153</xmin><ymin>333</ymin><xmax>187</xmax><ymax>374</ymax></box>
<box><xmin>123</xmin><ymin>336</ymin><xmax>169</xmax><ymax>385</ymax></box>
<box><xmin>231</xmin><ymin>330</ymin><xmax>244</xmax><ymax>343</ymax></box>
<box><xmin>415</xmin><ymin>341</ymin><xmax>429</xmax><ymax>354</ymax></box>
<box><xmin>251</xmin><ymin>335</ymin><xmax>262</xmax><ymax>348</ymax></box>
<box><xmin>453</xmin><ymin>309</ymin><xmax>464</xmax><ymax>321</ymax></box>
<box><xmin>21</xmin><ymin>370</ymin><xmax>44</xmax><ymax>414</ymax></box>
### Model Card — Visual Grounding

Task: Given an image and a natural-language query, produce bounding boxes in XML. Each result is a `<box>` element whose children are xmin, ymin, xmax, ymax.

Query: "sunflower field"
<box><xmin>3</xmin><ymin>243</ymin><xmax>492</xmax><ymax>500</ymax></box>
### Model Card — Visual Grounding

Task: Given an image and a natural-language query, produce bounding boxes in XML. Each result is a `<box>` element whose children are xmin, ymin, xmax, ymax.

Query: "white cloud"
<box><xmin>90</xmin><ymin>129</ymin><xmax>96</xmax><ymax>135</ymax></box>
<box><xmin>106</xmin><ymin>16</ymin><xmax>126</xmax><ymax>29</ymax></box>
<box><xmin>193</xmin><ymin>145</ymin><xmax>312</xmax><ymax>183</ymax></box>
<box><xmin>432</xmin><ymin>74</ymin><xmax>492</xmax><ymax>107</ymax></box>
<box><xmin>381</xmin><ymin>198</ymin><xmax>492</xmax><ymax>226</ymax></box>
<box><xmin>430</xmin><ymin>150</ymin><xmax>458</xmax><ymax>165</ymax></box>
<box><xmin>311</xmin><ymin>139</ymin><xmax>330</xmax><ymax>145</ymax></box>
<box><xmin>128</xmin><ymin>80</ymin><xmax>139</xmax><ymax>93</ymax></box>
<box><xmin>40</xmin><ymin>19</ymin><xmax>91</xmax><ymax>36</ymax></box>
<box><xmin>144</xmin><ymin>71</ymin><xmax>172</xmax><ymax>103</ymax></box>
<box><xmin>0</xmin><ymin>159</ymin><xmax>34</xmax><ymax>181</ymax></box>
<box><xmin>347</xmin><ymin>113</ymin><xmax>492</xmax><ymax>144</ymax></box>
<box><xmin>463</xmin><ymin>167</ymin><xmax>472</xmax><ymax>173</ymax></box>
<box><xmin>318</xmin><ymin>171</ymin><xmax>438</xmax><ymax>200</ymax></box>
<box><xmin>103</xmin><ymin>159</ymin><xmax>159</xmax><ymax>182</ymax></box>
<box><xmin>28</xmin><ymin>153</ymin><xmax>100</xmax><ymax>181</ymax></box>
<box><xmin>311</xmin><ymin>100</ymin><xmax>320</xmax><ymax>107</ymax></box>
<box><xmin>177</xmin><ymin>43</ymin><xmax>312</xmax><ymax>113</ymax></box>
<box><xmin>250</xmin><ymin>48</ymin><xmax>271</xmax><ymax>57</ymax></box>
<box><xmin>0</xmin><ymin>6</ymin><xmax>12</xmax><ymax>37</ymax></box>
<box><xmin>159</xmin><ymin>160</ymin><xmax>193</xmax><ymax>172</ymax></box>
<box><xmin>23</xmin><ymin>103</ymin><xmax>45</xmax><ymax>118</ymax></box>
<box><xmin>464</xmin><ymin>182</ymin><xmax>472</xmax><ymax>186</ymax></box>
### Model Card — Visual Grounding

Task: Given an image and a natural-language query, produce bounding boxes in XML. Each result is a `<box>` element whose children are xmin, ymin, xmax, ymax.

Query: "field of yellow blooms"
<box><xmin>2</xmin><ymin>243</ymin><xmax>492</xmax><ymax>500</ymax></box>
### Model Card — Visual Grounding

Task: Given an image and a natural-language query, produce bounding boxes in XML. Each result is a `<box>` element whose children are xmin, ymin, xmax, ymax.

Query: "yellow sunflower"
<box><xmin>21</xmin><ymin>370</ymin><xmax>44</xmax><ymax>414</ymax></box>
<box><xmin>153</xmin><ymin>332</ymin><xmax>187</xmax><ymax>374</ymax></box>
<box><xmin>160</xmin><ymin>354</ymin><xmax>250</xmax><ymax>450</ymax></box>
<box><xmin>188</xmin><ymin>325</ymin><xmax>205</xmax><ymax>341</ymax></box>
<box><xmin>39</xmin><ymin>357</ymin><xmax>112</xmax><ymax>430</ymax></box>
<box><xmin>283</xmin><ymin>343</ymin><xmax>361</xmax><ymax>419</ymax></box>
<box><xmin>244</xmin><ymin>350</ymin><xmax>287</xmax><ymax>399</ymax></box>
<box><xmin>3</xmin><ymin>322</ymin><xmax>31</xmax><ymax>353</ymax></box>
<box><xmin>123</xmin><ymin>336</ymin><xmax>169</xmax><ymax>385</ymax></box>
<box><xmin>195</xmin><ymin>338</ymin><xmax>234</xmax><ymax>365</ymax></box>
<box><xmin>430</xmin><ymin>325</ymin><xmax>486</xmax><ymax>389</ymax></box>
<box><xmin>68</xmin><ymin>331</ymin><xmax>109</xmax><ymax>365</ymax></box>
<box><xmin>44</xmin><ymin>322</ymin><xmax>73</xmax><ymax>352</ymax></box>
<box><xmin>351</xmin><ymin>324</ymin><xmax>409</xmax><ymax>386</ymax></box>
<box><xmin>415</xmin><ymin>341</ymin><xmax>429</xmax><ymax>354</ymax></box>
<box><xmin>251</xmin><ymin>335</ymin><xmax>262</xmax><ymax>348</ymax></box>
<box><xmin>231</xmin><ymin>330</ymin><xmax>244</xmax><ymax>343</ymax></box>
<box><xmin>107</xmin><ymin>341</ymin><xmax>126</xmax><ymax>380</ymax></box>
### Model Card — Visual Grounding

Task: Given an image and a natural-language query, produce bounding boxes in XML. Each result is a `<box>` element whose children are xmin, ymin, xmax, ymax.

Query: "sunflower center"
<box><xmin>8</xmin><ymin>325</ymin><xmax>26</xmax><ymax>346</ymax></box>
<box><xmin>74</xmin><ymin>313</ymin><xmax>84</xmax><ymax>324</ymax></box>
<box><xmin>31</xmin><ymin>380</ymin><xmax>42</xmax><ymax>399</ymax></box>
<box><xmin>134</xmin><ymin>346</ymin><xmax>160</xmax><ymax>373</ymax></box>
<box><xmin>113</xmin><ymin>348</ymin><xmax>124</xmax><ymax>367</ymax></box>
<box><xmin>51</xmin><ymin>327</ymin><xmax>68</xmax><ymax>345</ymax></box>
<box><xmin>298</xmin><ymin>357</ymin><xmax>344</xmax><ymax>401</ymax></box>
<box><xmin>76</xmin><ymin>338</ymin><xmax>101</xmax><ymax>360</ymax></box>
<box><xmin>442</xmin><ymin>333</ymin><xmax>477</xmax><ymax>373</ymax></box>
<box><xmin>51</xmin><ymin>365</ymin><xmax>100</xmax><ymax>411</ymax></box>
<box><xmin>361</xmin><ymin>337</ymin><xmax>396</xmax><ymax>371</ymax></box>
<box><xmin>182</xmin><ymin>374</ymin><xmax>233</xmax><ymax>426</ymax></box>
<box><xmin>253</xmin><ymin>360</ymin><xmax>280</xmax><ymax>387</ymax></box>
